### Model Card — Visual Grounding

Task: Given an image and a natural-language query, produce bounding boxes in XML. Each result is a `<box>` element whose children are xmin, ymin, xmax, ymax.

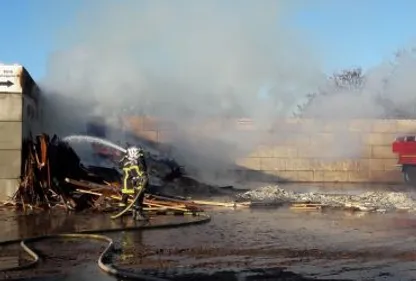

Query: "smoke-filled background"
<box><xmin>36</xmin><ymin>0</ymin><xmax>416</xmax><ymax>185</ymax></box>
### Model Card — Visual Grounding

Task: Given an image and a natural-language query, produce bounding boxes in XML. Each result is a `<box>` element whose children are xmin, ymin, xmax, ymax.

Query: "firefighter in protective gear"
<box><xmin>119</xmin><ymin>146</ymin><xmax>149</xmax><ymax>221</ymax></box>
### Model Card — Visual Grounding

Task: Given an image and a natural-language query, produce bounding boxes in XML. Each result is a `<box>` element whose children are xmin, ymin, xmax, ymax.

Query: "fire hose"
<box><xmin>0</xmin><ymin>192</ymin><xmax>211</xmax><ymax>281</ymax></box>
<box><xmin>110</xmin><ymin>181</ymin><xmax>146</xmax><ymax>220</ymax></box>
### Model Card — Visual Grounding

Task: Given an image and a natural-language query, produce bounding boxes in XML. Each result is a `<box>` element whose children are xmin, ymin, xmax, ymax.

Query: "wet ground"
<box><xmin>2</xmin><ymin>184</ymin><xmax>416</xmax><ymax>281</ymax></box>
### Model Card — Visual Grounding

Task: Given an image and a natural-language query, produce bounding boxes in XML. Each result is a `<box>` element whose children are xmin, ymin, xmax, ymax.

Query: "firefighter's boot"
<box><xmin>133</xmin><ymin>208</ymin><xmax>148</xmax><ymax>221</ymax></box>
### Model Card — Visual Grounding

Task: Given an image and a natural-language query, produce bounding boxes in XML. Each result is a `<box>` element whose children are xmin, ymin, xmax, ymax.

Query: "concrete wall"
<box><xmin>0</xmin><ymin>65</ymin><xmax>42</xmax><ymax>200</ymax></box>
<box><xmin>232</xmin><ymin>119</ymin><xmax>410</xmax><ymax>183</ymax></box>
<box><xmin>122</xmin><ymin>117</ymin><xmax>416</xmax><ymax>184</ymax></box>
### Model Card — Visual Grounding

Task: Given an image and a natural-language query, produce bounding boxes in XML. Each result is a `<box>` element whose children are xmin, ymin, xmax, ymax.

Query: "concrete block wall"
<box><xmin>122</xmin><ymin>117</ymin><xmax>416</xmax><ymax>184</ymax></box>
<box><xmin>0</xmin><ymin>65</ymin><xmax>42</xmax><ymax>201</ymax></box>
<box><xmin>231</xmin><ymin>119</ymin><xmax>415</xmax><ymax>183</ymax></box>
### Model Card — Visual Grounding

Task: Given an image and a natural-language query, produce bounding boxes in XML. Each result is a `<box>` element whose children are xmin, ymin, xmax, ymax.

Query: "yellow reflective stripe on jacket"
<box><xmin>121</xmin><ymin>165</ymin><xmax>144</xmax><ymax>194</ymax></box>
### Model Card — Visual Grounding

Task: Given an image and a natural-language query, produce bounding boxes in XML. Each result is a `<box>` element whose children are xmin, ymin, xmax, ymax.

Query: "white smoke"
<box><xmin>37</xmin><ymin>1</ymin><xmax>416</xmax><ymax>186</ymax></box>
<box><xmin>38</xmin><ymin>0</ymin><xmax>325</xmax><ymax>185</ymax></box>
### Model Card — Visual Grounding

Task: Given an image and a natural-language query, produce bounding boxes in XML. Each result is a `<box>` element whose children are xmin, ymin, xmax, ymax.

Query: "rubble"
<box><xmin>236</xmin><ymin>185</ymin><xmax>416</xmax><ymax>212</ymax></box>
<box><xmin>3</xmin><ymin>133</ymin><xmax>237</xmax><ymax>213</ymax></box>
<box><xmin>9</xmin><ymin>133</ymin><xmax>412</xmax><ymax>215</ymax></box>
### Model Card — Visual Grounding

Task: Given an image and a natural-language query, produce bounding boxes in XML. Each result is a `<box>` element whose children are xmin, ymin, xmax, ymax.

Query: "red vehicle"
<box><xmin>392</xmin><ymin>135</ymin><xmax>416</xmax><ymax>185</ymax></box>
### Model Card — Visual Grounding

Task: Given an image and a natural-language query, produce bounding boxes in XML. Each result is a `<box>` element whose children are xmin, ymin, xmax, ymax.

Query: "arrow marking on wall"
<box><xmin>0</xmin><ymin>80</ymin><xmax>14</xmax><ymax>87</ymax></box>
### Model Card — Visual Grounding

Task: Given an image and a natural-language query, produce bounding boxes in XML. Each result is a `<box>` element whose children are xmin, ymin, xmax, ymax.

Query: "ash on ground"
<box><xmin>236</xmin><ymin>185</ymin><xmax>416</xmax><ymax>212</ymax></box>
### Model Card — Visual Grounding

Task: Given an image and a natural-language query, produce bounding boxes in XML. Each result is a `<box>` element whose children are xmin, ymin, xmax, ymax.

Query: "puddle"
<box><xmin>2</xmin><ymin>185</ymin><xmax>416</xmax><ymax>280</ymax></box>
<box><xmin>0</xmin><ymin>256</ymin><xmax>20</xmax><ymax>270</ymax></box>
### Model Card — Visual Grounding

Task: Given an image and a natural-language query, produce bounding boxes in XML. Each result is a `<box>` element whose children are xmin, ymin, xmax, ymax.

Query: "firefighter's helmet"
<box><xmin>126</xmin><ymin>146</ymin><xmax>144</xmax><ymax>161</ymax></box>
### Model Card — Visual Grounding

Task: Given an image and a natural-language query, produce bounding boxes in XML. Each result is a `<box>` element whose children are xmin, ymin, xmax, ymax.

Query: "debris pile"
<box><xmin>4</xmin><ymin>133</ymin><xmax>235</xmax><ymax>212</ymax></box>
<box><xmin>237</xmin><ymin>185</ymin><xmax>416</xmax><ymax>212</ymax></box>
<box><xmin>12</xmin><ymin>133</ymin><xmax>100</xmax><ymax>211</ymax></box>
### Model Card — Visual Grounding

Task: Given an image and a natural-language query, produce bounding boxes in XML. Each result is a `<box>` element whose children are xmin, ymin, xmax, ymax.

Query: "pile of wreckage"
<box><xmin>5</xmin><ymin>134</ymin><xmax>244</xmax><ymax>213</ymax></box>
<box><xmin>10</xmin><ymin>133</ymin><xmax>412</xmax><ymax>215</ymax></box>
<box><xmin>237</xmin><ymin>185</ymin><xmax>416</xmax><ymax>213</ymax></box>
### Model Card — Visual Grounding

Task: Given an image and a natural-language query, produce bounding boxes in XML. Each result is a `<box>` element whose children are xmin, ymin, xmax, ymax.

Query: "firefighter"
<box><xmin>119</xmin><ymin>146</ymin><xmax>149</xmax><ymax>221</ymax></box>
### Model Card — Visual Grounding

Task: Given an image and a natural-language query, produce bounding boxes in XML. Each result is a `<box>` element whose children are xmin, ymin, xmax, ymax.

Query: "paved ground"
<box><xmin>2</xmin><ymin>184</ymin><xmax>416</xmax><ymax>280</ymax></box>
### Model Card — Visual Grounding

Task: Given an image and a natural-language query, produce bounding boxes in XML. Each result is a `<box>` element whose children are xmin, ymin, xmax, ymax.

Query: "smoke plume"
<box><xmin>40</xmin><ymin>1</ymin><xmax>416</xmax><ymax>185</ymax></box>
<box><xmin>38</xmin><ymin>0</ymin><xmax>326</xmax><ymax>184</ymax></box>
<box><xmin>301</xmin><ymin>49</ymin><xmax>416</xmax><ymax>120</ymax></box>
<box><xmin>38</xmin><ymin>1</ymin><xmax>416</xmax><ymax>185</ymax></box>
<box><xmin>295</xmin><ymin>48</ymin><xmax>416</xmax><ymax>161</ymax></box>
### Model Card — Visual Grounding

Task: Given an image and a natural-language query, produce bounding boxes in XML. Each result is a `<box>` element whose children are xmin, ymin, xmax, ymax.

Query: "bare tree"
<box><xmin>293</xmin><ymin>68</ymin><xmax>365</xmax><ymax>117</ymax></box>
<box><xmin>329</xmin><ymin>68</ymin><xmax>365</xmax><ymax>92</ymax></box>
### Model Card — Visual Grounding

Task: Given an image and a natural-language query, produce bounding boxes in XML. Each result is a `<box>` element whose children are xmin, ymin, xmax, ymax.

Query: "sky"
<box><xmin>295</xmin><ymin>0</ymin><xmax>416</xmax><ymax>72</ymax></box>
<box><xmin>0</xmin><ymin>0</ymin><xmax>416</xmax><ymax>81</ymax></box>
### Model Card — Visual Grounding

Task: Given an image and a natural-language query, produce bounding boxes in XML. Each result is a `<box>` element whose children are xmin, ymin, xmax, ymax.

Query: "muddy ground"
<box><xmin>2</xmin><ymin>184</ymin><xmax>416</xmax><ymax>281</ymax></box>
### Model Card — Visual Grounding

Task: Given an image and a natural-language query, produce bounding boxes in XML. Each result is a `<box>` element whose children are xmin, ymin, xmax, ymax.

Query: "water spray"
<box><xmin>62</xmin><ymin>135</ymin><xmax>127</xmax><ymax>153</ymax></box>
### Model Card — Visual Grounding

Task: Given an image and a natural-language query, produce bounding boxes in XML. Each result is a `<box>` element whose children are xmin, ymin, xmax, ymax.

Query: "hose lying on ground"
<box><xmin>0</xmin><ymin>198</ymin><xmax>211</xmax><ymax>281</ymax></box>
<box><xmin>110</xmin><ymin>188</ymin><xmax>143</xmax><ymax>219</ymax></box>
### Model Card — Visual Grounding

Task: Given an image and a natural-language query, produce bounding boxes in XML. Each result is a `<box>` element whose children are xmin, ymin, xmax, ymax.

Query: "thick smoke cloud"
<box><xmin>39</xmin><ymin>0</ymin><xmax>325</xmax><ymax>184</ymax></box>
<box><xmin>41</xmin><ymin>1</ymin><xmax>416</xmax><ymax>184</ymax></box>
<box><xmin>37</xmin><ymin>1</ymin><xmax>416</xmax><ymax>185</ymax></box>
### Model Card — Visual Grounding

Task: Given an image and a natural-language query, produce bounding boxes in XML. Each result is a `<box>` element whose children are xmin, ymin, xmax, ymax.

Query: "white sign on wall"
<box><xmin>0</xmin><ymin>64</ymin><xmax>23</xmax><ymax>93</ymax></box>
